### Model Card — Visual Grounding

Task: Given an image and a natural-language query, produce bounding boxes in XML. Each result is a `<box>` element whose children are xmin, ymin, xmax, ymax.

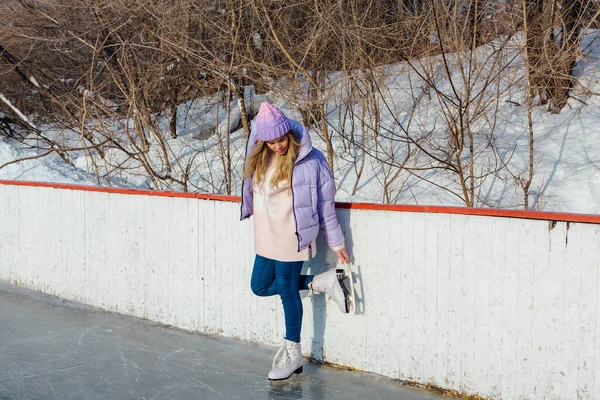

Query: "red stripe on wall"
<box><xmin>2</xmin><ymin>179</ymin><xmax>599</xmax><ymax>224</ymax></box>
<box><xmin>0</xmin><ymin>180</ymin><xmax>239</xmax><ymax>203</ymax></box>
<box><xmin>334</xmin><ymin>202</ymin><xmax>600</xmax><ymax>224</ymax></box>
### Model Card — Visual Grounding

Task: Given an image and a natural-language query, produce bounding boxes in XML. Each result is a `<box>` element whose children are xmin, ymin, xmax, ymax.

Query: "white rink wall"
<box><xmin>1</xmin><ymin>181</ymin><xmax>600</xmax><ymax>400</ymax></box>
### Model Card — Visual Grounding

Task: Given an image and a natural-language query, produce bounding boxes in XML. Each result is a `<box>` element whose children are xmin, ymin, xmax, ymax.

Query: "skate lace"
<box><xmin>272</xmin><ymin>343</ymin><xmax>290</xmax><ymax>369</ymax></box>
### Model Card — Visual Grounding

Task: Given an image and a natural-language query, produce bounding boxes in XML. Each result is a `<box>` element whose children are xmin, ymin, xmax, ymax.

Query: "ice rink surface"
<box><xmin>0</xmin><ymin>282</ymin><xmax>447</xmax><ymax>400</ymax></box>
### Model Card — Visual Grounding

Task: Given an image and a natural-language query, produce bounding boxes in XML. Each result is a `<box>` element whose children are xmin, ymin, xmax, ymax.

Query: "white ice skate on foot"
<box><xmin>268</xmin><ymin>340</ymin><xmax>303</xmax><ymax>381</ymax></box>
<box><xmin>310</xmin><ymin>264</ymin><xmax>355</xmax><ymax>313</ymax></box>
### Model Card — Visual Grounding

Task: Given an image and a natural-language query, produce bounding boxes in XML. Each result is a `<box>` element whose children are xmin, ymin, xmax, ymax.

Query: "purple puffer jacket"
<box><xmin>240</xmin><ymin>119</ymin><xmax>345</xmax><ymax>252</ymax></box>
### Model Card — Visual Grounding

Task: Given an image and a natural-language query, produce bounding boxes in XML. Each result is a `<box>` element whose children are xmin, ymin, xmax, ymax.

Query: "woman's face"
<box><xmin>266</xmin><ymin>134</ymin><xmax>289</xmax><ymax>156</ymax></box>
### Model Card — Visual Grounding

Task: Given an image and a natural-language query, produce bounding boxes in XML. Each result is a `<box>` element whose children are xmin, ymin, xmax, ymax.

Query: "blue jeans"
<box><xmin>250</xmin><ymin>255</ymin><xmax>314</xmax><ymax>343</ymax></box>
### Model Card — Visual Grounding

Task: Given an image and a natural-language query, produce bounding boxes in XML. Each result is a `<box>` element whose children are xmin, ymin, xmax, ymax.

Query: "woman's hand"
<box><xmin>336</xmin><ymin>248</ymin><xmax>350</xmax><ymax>264</ymax></box>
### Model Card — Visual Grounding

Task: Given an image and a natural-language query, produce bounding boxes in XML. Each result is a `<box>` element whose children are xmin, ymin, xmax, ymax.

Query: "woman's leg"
<box><xmin>299</xmin><ymin>274</ymin><xmax>313</xmax><ymax>291</ymax></box>
<box><xmin>251</xmin><ymin>254</ymin><xmax>313</xmax><ymax>296</ymax></box>
<box><xmin>250</xmin><ymin>254</ymin><xmax>314</xmax><ymax>342</ymax></box>
<box><xmin>250</xmin><ymin>255</ymin><xmax>278</xmax><ymax>297</ymax></box>
<box><xmin>274</xmin><ymin>260</ymin><xmax>305</xmax><ymax>343</ymax></box>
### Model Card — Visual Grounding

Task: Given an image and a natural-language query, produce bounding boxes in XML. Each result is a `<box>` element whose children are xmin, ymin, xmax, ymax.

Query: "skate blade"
<box><xmin>269</xmin><ymin>375</ymin><xmax>304</xmax><ymax>387</ymax></box>
<box><xmin>336</xmin><ymin>265</ymin><xmax>356</xmax><ymax>314</ymax></box>
<box><xmin>268</xmin><ymin>366</ymin><xmax>303</xmax><ymax>384</ymax></box>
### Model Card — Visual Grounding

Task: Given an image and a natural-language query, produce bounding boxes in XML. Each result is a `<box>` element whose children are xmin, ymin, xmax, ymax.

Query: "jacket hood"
<box><xmin>289</xmin><ymin>119</ymin><xmax>312</xmax><ymax>163</ymax></box>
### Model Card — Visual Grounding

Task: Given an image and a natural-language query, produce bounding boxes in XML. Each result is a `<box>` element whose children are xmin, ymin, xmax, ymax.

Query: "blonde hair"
<box><xmin>243</xmin><ymin>131</ymin><xmax>300</xmax><ymax>189</ymax></box>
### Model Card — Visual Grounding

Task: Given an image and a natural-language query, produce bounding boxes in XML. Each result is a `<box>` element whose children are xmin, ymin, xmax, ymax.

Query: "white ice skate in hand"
<box><xmin>310</xmin><ymin>264</ymin><xmax>355</xmax><ymax>314</ymax></box>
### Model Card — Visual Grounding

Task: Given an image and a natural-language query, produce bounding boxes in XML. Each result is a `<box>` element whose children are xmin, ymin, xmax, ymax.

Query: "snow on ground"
<box><xmin>0</xmin><ymin>139</ymin><xmax>103</xmax><ymax>186</ymax></box>
<box><xmin>2</xmin><ymin>33</ymin><xmax>600</xmax><ymax>215</ymax></box>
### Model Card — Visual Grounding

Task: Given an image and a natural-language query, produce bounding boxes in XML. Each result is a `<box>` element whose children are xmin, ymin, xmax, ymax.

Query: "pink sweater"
<box><xmin>252</xmin><ymin>162</ymin><xmax>315</xmax><ymax>261</ymax></box>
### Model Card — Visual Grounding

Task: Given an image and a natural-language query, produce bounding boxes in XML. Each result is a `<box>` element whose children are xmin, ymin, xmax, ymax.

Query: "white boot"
<box><xmin>310</xmin><ymin>268</ymin><xmax>349</xmax><ymax>313</ymax></box>
<box><xmin>268</xmin><ymin>340</ymin><xmax>303</xmax><ymax>381</ymax></box>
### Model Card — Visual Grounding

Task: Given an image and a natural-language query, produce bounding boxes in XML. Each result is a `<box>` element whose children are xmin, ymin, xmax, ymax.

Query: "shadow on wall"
<box><xmin>306</xmin><ymin>209</ymin><xmax>365</xmax><ymax>362</ymax></box>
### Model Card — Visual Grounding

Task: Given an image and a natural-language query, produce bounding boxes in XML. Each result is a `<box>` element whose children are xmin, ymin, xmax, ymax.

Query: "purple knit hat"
<box><xmin>254</xmin><ymin>102</ymin><xmax>291</xmax><ymax>142</ymax></box>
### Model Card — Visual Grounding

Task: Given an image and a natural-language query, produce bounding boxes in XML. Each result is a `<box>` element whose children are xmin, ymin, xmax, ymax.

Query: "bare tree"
<box><xmin>525</xmin><ymin>0</ymin><xmax>597</xmax><ymax>112</ymax></box>
<box><xmin>1</xmin><ymin>0</ymin><xmax>598</xmax><ymax>208</ymax></box>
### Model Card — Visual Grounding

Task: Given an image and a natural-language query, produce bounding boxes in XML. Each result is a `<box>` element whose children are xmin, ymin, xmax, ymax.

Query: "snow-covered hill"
<box><xmin>2</xmin><ymin>33</ymin><xmax>600</xmax><ymax>215</ymax></box>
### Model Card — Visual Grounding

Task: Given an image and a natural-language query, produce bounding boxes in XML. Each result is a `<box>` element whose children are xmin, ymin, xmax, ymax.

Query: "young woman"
<box><xmin>241</xmin><ymin>102</ymin><xmax>351</xmax><ymax>381</ymax></box>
